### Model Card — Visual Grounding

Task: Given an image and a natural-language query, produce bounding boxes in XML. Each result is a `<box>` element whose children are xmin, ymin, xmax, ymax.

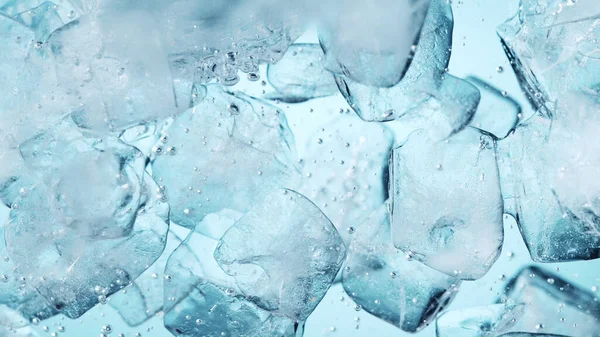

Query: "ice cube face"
<box><xmin>163</xmin><ymin>212</ymin><xmax>301</xmax><ymax>337</ymax></box>
<box><xmin>504</xmin><ymin>92</ymin><xmax>600</xmax><ymax>262</ymax></box>
<box><xmin>150</xmin><ymin>85</ymin><xmax>300</xmax><ymax>230</ymax></box>
<box><xmin>497</xmin><ymin>0</ymin><xmax>600</xmax><ymax>117</ymax></box>
<box><xmin>437</xmin><ymin>266</ymin><xmax>600</xmax><ymax>337</ymax></box>
<box><xmin>343</xmin><ymin>204</ymin><xmax>460</xmax><ymax>332</ymax></box>
<box><xmin>390</xmin><ymin>128</ymin><xmax>504</xmax><ymax>280</ymax></box>
<box><xmin>214</xmin><ymin>189</ymin><xmax>346</xmax><ymax>322</ymax></box>
<box><xmin>3</xmin><ymin>122</ymin><xmax>169</xmax><ymax>319</ymax></box>
<box><xmin>299</xmin><ymin>115</ymin><xmax>394</xmax><ymax>245</ymax></box>
<box><xmin>266</xmin><ymin>43</ymin><xmax>338</xmax><ymax>103</ymax></box>
<box><xmin>319</xmin><ymin>0</ymin><xmax>430</xmax><ymax>88</ymax></box>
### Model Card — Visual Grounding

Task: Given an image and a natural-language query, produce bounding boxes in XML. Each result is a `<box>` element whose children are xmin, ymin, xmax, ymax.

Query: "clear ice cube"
<box><xmin>502</xmin><ymin>92</ymin><xmax>600</xmax><ymax>262</ymax></box>
<box><xmin>343</xmin><ymin>204</ymin><xmax>460</xmax><ymax>332</ymax></box>
<box><xmin>265</xmin><ymin>43</ymin><xmax>338</xmax><ymax>103</ymax></box>
<box><xmin>497</xmin><ymin>0</ymin><xmax>600</xmax><ymax>117</ymax></box>
<box><xmin>150</xmin><ymin>84</ymin><xmax>300</xmax><ymax>230</ymax></box>
<box><xmin>163</xmin><ymin>211</ymin><xmax>301</xmax><ymax>337</ymax></box>
<box><xmin>214</xmin><ymin>189</ymin><xmax>346</xmax><ymax>322</ymax></box>
<box><xmin>4</xmin><ymin>122</ymin><xmax>169</xmax><ymax>319</ymax></box>
<box><xmin>390</xmin><ymin>127</ymin><xmax>504</xmax><ymax>280</ymax></box>
<box><xmin>299</xmin><ymin>115</ymin><xmax>394</xmax><ymax>245</ymax></box>
<box><xmin>319</xmin><ymin>0</ymin><xmax>430</xmax><ymax>87</ymax></box>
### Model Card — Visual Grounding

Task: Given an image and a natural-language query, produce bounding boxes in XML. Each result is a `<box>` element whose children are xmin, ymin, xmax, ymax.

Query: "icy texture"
<box><xmin>47</xmin><ymin>10</ymin><xmax>177</xmax><ymax>132</ymax></box>
<box><xmin>497</xmin><ymin>0</ymin><xmax>600</xmax><ymax>117</ymax></box>
<box><xmin>299</xmin><ymin>115</ymin><xmax>394</xmax><ymax>244</ymax></box>
<box><xmin>343</xmin><ymin>204</ymin><xmax>460</xmax><ymax>332</ymax></box>
<box><xmin>151</xmin><ymin>85</ymin><xmax>300</xmax><ymax>230</ymax></box>
<box><xmin>319</xmin><ymin>0</ymin><xmax>430</xmax><ymax>87</ymax></box>
<box><xmin>110</xmin><ymin>231</ymin><xmax>182</xmax><ymax>326</ymax></box>
<box><xmin>333</xmin><ymin>0</ymin><xmax>479</xmax><ymax>137</ymax></box>
<box><xmin>163</xmin><ymin>212</ymin><xmax>301</xmax><ymax>337</ymax></box>
<box><xmin>498</xmin><ymin>334</ymin><xmax>570</xmax><ymax>337</ymax></box>
<box><xmin>437</xmin><ymin>266</ymin><xmax>600</xmax><ymax>336</ymax></box>
<box><xmin>214</xmin><ymin>189</ymin><xmax>346</xmax><ymax>322</ymax></box>
<box><xmin>467</xmin><ymin>77</ymin><xmax>521</xmax><ymax>139</ymax></box>
<box><xmin>503</xmin><ymin>92</ymin><xmax>600</xmax><ymax>262</ymax></box>
<box><xmin>390</xmin><ymin>128</ymin><xmax>504</xmax><ymax>280</ymax></box>
<box><xmin>266</xmin><ymin>43</ymin><xmax>338</xmax><ymax>103</ymax></box>
<box><xmin>3</xmin><ymin>122</ymin><xmax>169</xmax><ymax>319</ymax></box>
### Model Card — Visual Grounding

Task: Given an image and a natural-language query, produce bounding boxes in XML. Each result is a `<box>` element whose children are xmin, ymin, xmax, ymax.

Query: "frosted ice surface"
<box><xmin>319</xmin><ymin>0</ymin><xmax>430</xmax><ymax>87</ymax></box>
<box><xmin>150</xmin><ymin>85</ymin><xmax>300</xmax><ymax>230</ymax></box>
<box><xmin>503</xmin><ymin>92</ymin><xmax>600</xmax><ymax>262</ymax></box>
<box><xmin>436</xmin><ymin>303</ymin><xmax>526</xmax><ymax>337</ymax></box>
<box><xmin>3</xmin><ymin>122</ymin><xmax>169</xmax><ymax>319</ymax></box>
<box><xmin>498</xmin><ymin>0</ymin><xmax>600</xmax><ymax>117</ymax></box>
<box><xmin>390</xmin><ymin>128</ymin><xmax>504</xmax><ymax>280</ymax></box>
<box><xmin>266</xmin><ymin>43</ymin><xmax>338</xmax><ymax>103</ymax></box>
<box><xmin>299</xmin><ymin>115</ymin><xmax>394</xmax><ymax>245</ymax></box>
<box><xmin>214</xmin><ymin>189</ymin><xmax>346</xmax><ymax>322</ymax></box>
<box><xmin>343</xmin><ymin>204</ymin><xmax>460</xmax><ymax>332</ymax></box>
<box><xmin>163</xmin><ymin>211</ymin><xmax>301</xmax><ymax>337</ymax></box>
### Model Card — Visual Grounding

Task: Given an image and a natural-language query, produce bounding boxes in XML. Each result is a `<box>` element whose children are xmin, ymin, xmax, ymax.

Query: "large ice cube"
<box><xmin>47</xmin><ymin>9</ymin><xmax>177</xmax><ymax>132</ymax></box>
<box><xmin>4</xmin><ymin>122</ymin><xmax>169</xmax><ymax>319</ymax></box>
<box><xmin>163</xmin><ymin>212</ymin><xmax>301</xmax><ymax>337</ymax></box>
<box><xmin>503</xmin><ymin>92</ymin><xmax>600</xmax><ymax>262</ymax></box>
<box><xmin>343</xmin><ymin>204</ymin><xmax>460</xmax><ymax>332</ymax></box>
<box><xmin>266</xmin><ymin>43</ymin><xmax>338</xmax><ymax>103</ymax></box>
<box><xmin>110</xmin><ymin>231</ymin><xmax>182</xmax><ymax>326</ymax></box>
<box><xmin>214</xmin><ymin>189</ymin><xmax>346</xmax><ymax>322</ymax></box>
<box><xmin>151</xmin><ymin>84</ymin><xmax>300</xmax><ymax>230</ymax></box>
<box><xmin>390</xmin><ymin>128</ymin><xmax>504</xmax><ymax>280</ymax></box>
<box><xmin>319</xmin><ymin>0</ymin><xmax>430</xmax><ymax>87</ymax></box>
<box><xmin>332</xmin><ymin>0</ymin><xmax>479</xmax><ymax>137</ymax></box>
<box><xmin>437</xmin><ymin>266</ymin><xmax>600</xmax><ymax>337</ymax></box>
<box><xmin>299</xmin><ymin>115</ymin><xmax>394</xmax><ymax>244</ymax></box>
<box><xmin>497</xmin><ymin>0</ymin><xmax>600</xmax><ymax>117</ymax></box>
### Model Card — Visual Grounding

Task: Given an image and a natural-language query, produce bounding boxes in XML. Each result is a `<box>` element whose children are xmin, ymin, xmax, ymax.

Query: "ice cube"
<box><xmin>265</xmin><ymin>43</ymin><xmax>338</xmax><ymax>103</ymax></box>
<box><xmin>390</xmin><ymin>127</ymin><xmax>504</xmax><ymax>280</ymax></box>
<box><xmin>150</xmin><ymin>84</ymin><xmax>300</xmax><ymax>230</ymax></box>
<box><xmin>466</xmin><ymin>77</ymin><xmax>522</xmax><ymax>140</ymax></box>
<box><xmin>332</xmin><ymin>0</ymin><xmax>480</xmax><ymax>137</ymax></box>
<box><xmin>319</xmin><ymin>0</ymin><xmax>430</xmax><ymax>87</ymax></box>
<box><xmin>163</xmin><ymin>212</ymin><xmax>301</xmax><ymax>337</ymax></box>
<box><xmin>503</xmin><ymin>92</ymin><xmax>600</xmax><ymax>262</ymax></box>
<box><xmin>299</xmin><ymin>115</ymin><xmax>394</xmax><ymax>245</ymax></box>
<box><xmin>437</xmin><ymin>266</ymin><xmax>600</xmax><ymax>337</ymax></box>
<box><xmin>47</xmin><ymin>9</ymin><xmax>177</xmax><ymax>132</ymax></box>
<box><xmin>11</xmin><ymin>1</ymin><xmax>70</xmax><ymax>41</ymax></box>
<box><xmin>4</xmin><ymin>122</ymin><xmax>169</xmax><ymax>319</ymax></box>
<box><xmin>497</xmin><ymin>0</ymin><xmax>600</xmax><ymax>117</ymax></box>
<box><xmin>343</xmin><ymin>204</ymin><xmax>460</xmax><ymax>332</ymax></box>
<box><xmin>214</xmin><ymin>189</ymin><xmax>346</xmax><ymax>322</ymax></box>
<box><xmin>0</xmin><ymin>13</ymin><xmax>33</xmax><ymax>95</ymax></box>
<box><xmin>110</xmin><ymin>231</ymin><xmax>182</xmax><ymax>326</ymax></box>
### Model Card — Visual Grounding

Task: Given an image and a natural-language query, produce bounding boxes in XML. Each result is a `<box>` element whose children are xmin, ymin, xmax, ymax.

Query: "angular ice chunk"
<box><xmin>163</xmin><ymin>212</ymin><xmax>301</xmax><ymax>337</ymax></box>
<box><xmin>497</xmin><ymin>0</ymin><xmax>600</xmax><ymax>117</ymax></box>
<box><xmin>467</xmin><ymin>77</ymin><xmax>521</xmax><ymax>140</ymax></box>
<box><xmin>47</xmin><ymin>9</ymin><xmax>177</xmax><ymax>132</ymax></box>
<box><xmin>437</xmin><ymin>266</ymin><xmax>600</xmax><ymax>336</ymax></box>
<box><xmin>214</xmin><ymin>189</ymin><xmax>346</xmax><ymax>322</ymax></box>
<box><xmin>4</xmin><ymin>123</ymin><xmax>169</xmax><ymax>319</ymax></box>
<box><xmin>333</xmin><ymin>0</ymin><xmax>480</xmax><ymax>137</ymax></box>
<box><xmin>151</xmin><ymin>85</ymin><xmax>300</xmax><ymax>230</ymax></box>
<box><xmin>319</xmin><ymin>0</ymin><xmax>430</xmax><ymax>87</ymax></box>
<box><xmin>299</xmin><ymin>115</ymin><xmax>394</xmax><ymax>244</ymax></box>
<box><xmin>0</xmin><ymin>13</ymin><xmax>33</xmax><ymax>93</ymax></box>
<box><xmin>504</xmin><ymin>92</ymin><xmax>600</xmax><ymax>262</ymax></box>
<box><xmin>266</xmin><ymin>43</ymin><xmax>338</xmax><ymax>103</ymax></box>
<box><xmin>343</xmin><ymin>204</ymin><xmax>460</xmax><ymax>332</ymax></box>
<box><xmin>110</xmin><ymin>231</ymin><xmax>182</xmax><ymax>326</ymax></box>
<box><xmin>11</xmin><ymin>1</ymin><xmax>69</xmax><ymax>41</ymax></box>
<box><xmin>390</xmin><ymin>128</ymin><xmax>504</xmax><ymax>280</ymax></box>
